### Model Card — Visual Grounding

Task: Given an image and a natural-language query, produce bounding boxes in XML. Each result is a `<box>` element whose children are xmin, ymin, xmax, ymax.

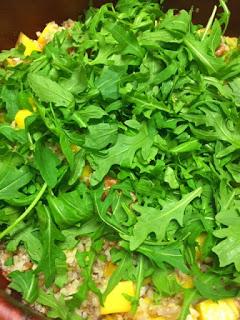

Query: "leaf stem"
<box><xmin>0</xmin><ymin>182</ymin><xmax>48</xmax><ymax>240</ymax></box>
<box><xmin>201</xmin><ymin>5</ymin><xmax>217</xmax><ymax>41</ymax></box>
<box><xmin>219</xmin><ymin>0</ymin><xmax>230</xmax><ymax>34</ymax></box>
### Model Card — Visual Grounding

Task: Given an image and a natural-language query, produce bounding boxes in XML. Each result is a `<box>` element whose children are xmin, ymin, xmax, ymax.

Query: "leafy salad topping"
<box><xmin>0</xmin><ymin>0</ymin><xmax>240</xmax><ymax>319</ymax></box>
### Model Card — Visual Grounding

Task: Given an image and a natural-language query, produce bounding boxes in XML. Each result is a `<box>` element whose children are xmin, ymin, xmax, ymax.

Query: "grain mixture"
<box><xmin>1</xmin><ymin>1</ymin><xmax>240</xmax><ymax>320</ymax></box>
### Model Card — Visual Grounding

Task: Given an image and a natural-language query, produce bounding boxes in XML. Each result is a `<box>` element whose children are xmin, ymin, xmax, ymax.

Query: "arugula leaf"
<box><xmin>85</xmin><ymin>123</ymin><xmax>118</xmax><ymax>150</ymax></box>
<box><xmin>130</xmin><ymin>187</ymin><xmax>202</xmax><ymax>250</ymax></box>
<box><xmin>1</xmin><ymin>87</ymin><xmax>19</xmax><ymax>121</ymax></box>
<box><xmin>6</xmin><ymin>226</ymin><xmax>42</xmax><ymax>262</ymax></box>
<box><xmin>34</xmin><ymin>140</ymin><xmax>60</xmax><ymax>188</ymax></box>
<box><xmin>95</xmin><ymin>66</ymin><xmax>126</xmax><ymax>100</ymax></box>
<box><xmin>70</xmin><ymin>241</ymin><xmax>102</xmax><ymax>308</ymax></box>
<box><xmin>59</xmin><ymin>132</ymin><xmax>74</xmax><ymax>166</ymax></box>
<box><xmin>68</xmin><ymin>149</ymin><xmax>86</xmax><ymax>186</ymax></box>
<box><xmin>152</xmin><ymin>269</ymin><xmax>181</xmax><ymax>296</ymax></box>
<box><xmin>60</xmin><ymin>66</ymin><xmax>88</xmax><ymax>95</ymax></box>
<box><xmin>0</xmin><ymin>153</ymin><xmax>32</xmax><ymax>200</ymax></box>
<box><xmin>28</xmin><ymin>73</ymin><xmax>74</xmax><ymax>107</ymax></box>
<box><xmin>90</xmin><ymin>123</ymin><xmax>155</xmax><ymax>185</ymax></box>
<box><xmin>193</xmin><ymin>268</ymin><xmax>238</xmax><ymax>299</ymax></box>
<box><xmin>72</xmin><ymin>105</ymin><xmax>107</xmax><ymax>128</ymax></box>
<box><xmin>36</xmin><ymin>204</ymin><xmax>65</xmax><ymax>287</ymax></box>
<box><xmin>55</xmin><ymin>255</ymin><xmax>68</xmax><ymax>288</ymax></box>
<box><xmin>164</xmin><ymin>166</ymin><xmax>179</xmax><ymax>189</ymax></box>
<box><xmin>0</xmin><ymin>124</ymin><xmax>28</xmax><ymax>144</ymax></box>
<box><xmin>201</xmin><ymin>108</ymin><xmax>240</xmax><ymax>148</ymax></box>
<box><xmin>138</xmin><ymin>243</ymin><xmax>188</xmax><ymax>273</ymax></box>
<box><xmin>106</xmin><ymin>21</ymin><xmax>145</xmax><ymax>58</ymax></box>
<box><xmin>213</xmin><ymin>224</ymin><xmax>240</xmax><ymax>272</ymax></box>
<box><xmin>37</xmin><ymin>289</ymin><xmax>81</xmax><ymax>320</ymax></box>
<box><xmin>229</xmin><ymin>77</ymin><xmax>240</xmax><ymax>106</ymax></box>
<box><xmin>179</xmin><ymin>289</ymin><xmax>200</xmax><ymax>320</ymax></box>
<box><xmin>103</xmin><ymin>252</ymin><xmax>132</xmax><ymax>301</ymax></box>
<box><xmin>160</xmin><ymin>9</ymin><xmax>191</xmax><ymax>36</ymax></box>
<box><xmin>9</xmin><ymin>270</ymin><xmax>38</xmax><ymax>303</ymax></box>
<box><xmin>47</xmin><ymin>187</ymin><xmax>93</xmax><ymax>228</ymax></box>
<box><xmin>184</xmin><ymin>33</ymin><xmax>224</xmax><ymax>74</ymax></box>
<box><xmin>206</xmin><ymin>20</ymin><xmax>222</xmax><ymax>54</ymax></box>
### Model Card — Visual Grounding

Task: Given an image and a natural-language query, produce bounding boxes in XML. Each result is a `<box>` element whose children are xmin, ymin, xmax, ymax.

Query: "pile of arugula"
<box><xmin>0</xmin><ymin>0</ymin><xmax>240</xmax><ymax>319</ymax></box>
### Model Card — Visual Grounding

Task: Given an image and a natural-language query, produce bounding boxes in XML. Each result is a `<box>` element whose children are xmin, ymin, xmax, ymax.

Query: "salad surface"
<box><xmin>0</xmin><ymin>1</ymin><xmax>240</xmax><ymax>319</ymax></box>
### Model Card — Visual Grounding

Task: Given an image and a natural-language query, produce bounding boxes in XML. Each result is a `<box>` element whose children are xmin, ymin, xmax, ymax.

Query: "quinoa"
<box><xmin>0</xmin><ymin>239</ymin><xmax>185</xmax><ymax>320</ymax></box>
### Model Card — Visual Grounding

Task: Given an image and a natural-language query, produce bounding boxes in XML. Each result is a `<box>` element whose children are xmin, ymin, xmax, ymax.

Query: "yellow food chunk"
<box><xmin>224</xmin><ymin>37</ymin><xmax>238</xmax><ymax>50</ymax></box>
<box><xmin>7</xmin><ymin>57</ymin><xmax>22</xmax><ymax>67</ymax></box>
<box><xmin>143</xmin><ymin>297</ymin><xmax>152</xmax><ymax>305</ymax></box>
<box><xmin>150</xmin><ymin>317</ymin><xmax>166</xmax><ymax>320</ymax></box>
<box><xmin>186</xmin><ymin>306</ymin><xmax>199</xmax><ymax>320</ymax></box>
<box><xmin>101</xmin><ymin>281</ymin><xmax>135</xmax><ymax>315</ymax></box>
<box><xmin>71</xmin><ymin>144</ymin><xmax>81</xmax><ymax>153</ymax></box>
<box><xmin>17</xmin><ymin>32</ymin><xmax>41</xmax><ymax>56</ymax></box>
<box><xmin>37</xmin><ymin>22</ymin><xmax>60</xmax><ymax>48</ymax></box>
<box><xmin>176</xmin><ymin>272</ymin><xmax>193</xmax><ymax>289</ymax></box>
<box><xmin>15</xmin><ymin>109</ymin><xmax>33</xmax><ymax>129</ymax></box>
<box><xmin>104</xmin><ymin>262</ymin><xmax>117</xmax><ymax>278</ymax></box>
<box><xmin>196</xmin><ymin>233</ymin><xmax>207</xmax><ymax>247</ymax></box>
<box><xmin>80</xmin><ymin>164</ymin><xmax>92</xmax><ymax>183</ymax></box>
<box><xmin>196</xmin><ymin>299</ymin><xmax>239</xmax><ymax>320</ymax></box>
<box><xmin>195</xmin><ymin>233</ymin><xmax>207</xmax><ymax>260</ymax></box>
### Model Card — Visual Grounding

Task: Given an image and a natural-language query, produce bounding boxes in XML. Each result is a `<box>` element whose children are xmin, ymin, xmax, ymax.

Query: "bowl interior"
<box><xmin>0</xmin><ymin>0</ymin><xmax>238</xmax><ymax>50</ymax></box>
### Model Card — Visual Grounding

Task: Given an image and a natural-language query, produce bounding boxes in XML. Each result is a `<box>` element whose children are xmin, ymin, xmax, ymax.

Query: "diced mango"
<box><xmin>101</xmin><ymin>281</ymin><xmax>135</xmax><ymax>315</ymax></box>
<box><xmin>196</xmin><ymin>299</ymin><xmax>239</xmax><ymax>320</ymax></box>
<box><xmin>186</xmin><ymin>306</ymin><xmax>199</xmax><ymax>320</ymax></box>
<box><xmin>104</xmin><ymin>262</ymin><xmax>117</xmax><ymax>278</ymax></box>
<box><xmin>17</xmin><ymin>32</ymin><xmax>41</xmax><ymax>56</ymax></box>
<box><xmin>37</xmin><ymin>22</ymin><xmax>60</xmax><ymax>48</ymax></box>
<box><xmin>224</xmin><ymin>37</ymin><xmax>238</xmax><ymax>50</ymax></box>
<box><xmin>71</xmin><ymin>144</ymin><xmax>81</xmax><ymax>153</ymax></box>
<box><xmin>7</xmin><ymin>57</ymin><xmax>21</xmax><ymax>67</ymax></box>
<box><xmin>80</xmin><ymin>164</ymin><xmax>92</xmax><ymax>182</ymax></box>
<box><xmin>15</xmin><ymin>109</ymin><xmax>33</xmax><ymax>129</ymax></box>
<box><xmin>176</xmin><ymin>272</ymin><xmax>193</xmax><ymax>289</ymax></box>
<box><xmin>150</xmin><ymin>317</ymin><xmax>166</xmax><ymax>320</ymax></box>
<box><xmin>143</xmin><ymin>297</ymin><xmax>151</xmax><ymax>305</ymax></box>
<box><xmin>195</xmin><ymin>233</ymin><xmax>207</xmax><ymax>260</ymax></box>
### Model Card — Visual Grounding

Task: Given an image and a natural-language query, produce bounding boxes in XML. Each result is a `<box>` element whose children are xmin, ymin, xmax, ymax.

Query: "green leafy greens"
<box><xmin>0</xmin><ymin>0</ymin><xmax>240</xmax><ymax>319</ymax></box>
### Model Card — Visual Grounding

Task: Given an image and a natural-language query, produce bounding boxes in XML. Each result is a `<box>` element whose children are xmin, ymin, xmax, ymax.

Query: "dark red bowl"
<box><xmin>0</xmin><ymin>0</ymin><xmax>239</xmax><ymax>50</ymax></box>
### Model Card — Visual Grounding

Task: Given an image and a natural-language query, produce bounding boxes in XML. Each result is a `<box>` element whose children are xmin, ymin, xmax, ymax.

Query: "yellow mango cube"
<box><xmin>195</xmin><ymin>233</ymin><xmax>207</xmax><ymax>260</ymax></box>
<box><xmin>104</xmin><ymin>262</ymin><xmax>117</xmax><ymax>278</ymax></box>
<box><xmin>224</xmin><ymin>37</ymin><xmax>238</xmax><ymax>50</ymax></box>
<box><xmin>7</xmin><ymin>57</ymin><xmax>22</xmax><ymax>67</ymax></box>
<box><xmin>80</xmin><ymin>164</ymin><xmax>92</xmax><ymax>184</ymax></box>
<box><xmin>15</xmin><ymin>109</ymin><xmax>33</xmax><ymax>129</ymax></box>
<box><xmin>101</xmin><ymin>281</ymin><xmax>135</xmax><ymax>315</ymax></box>
<box><xmin>17</xmin><ymin>32</ymin><xmax>41</xmax><ymax>56</ymax></box>
<box><xmin>37</xmin><ymin>22</ymin><xmax>60</xmax><ymax>48</ymax></box>
<box><xmin>196</xmin><ymin>299</ymin><xmax>239</xmax><ymax>320</ymax></box>
<box><xmin>176</xmin><ymin>272</ymin><xmax>193</xmax><ymax>289</ymax></box>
